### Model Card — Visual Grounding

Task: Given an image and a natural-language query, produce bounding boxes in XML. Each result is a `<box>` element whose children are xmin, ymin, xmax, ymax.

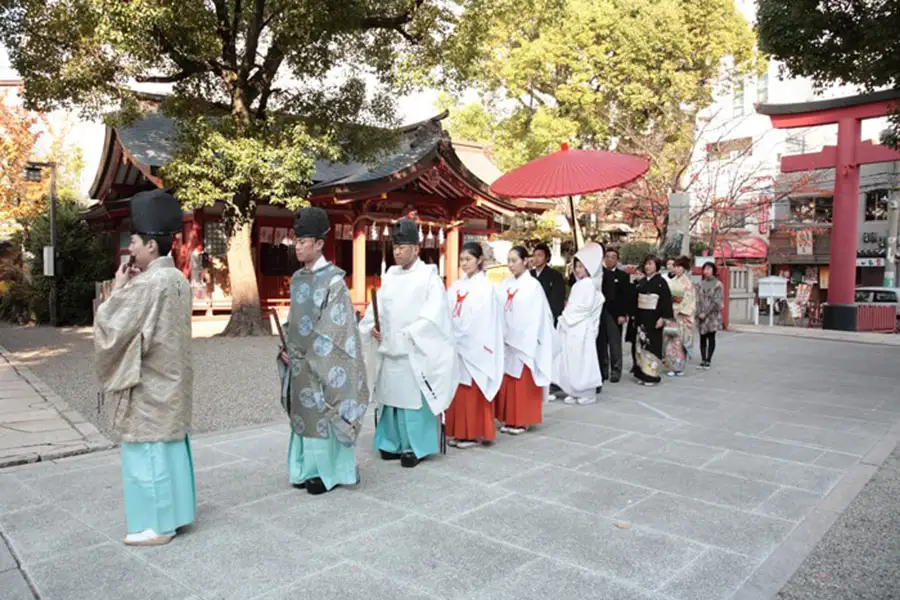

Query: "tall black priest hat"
<box><xmin>392</xmin><ymin>219</ymin><xmax>420</xmax><ymax>245</ymax></box>
<box><xmin>293</xmin><ymin>207</ymin><xmax>331</xmax><ymax>239</ymax></box>
<box><xmin>129</xmin><ymin>189</ymin><xmax>183</xmax><ymax>236</ymax></box>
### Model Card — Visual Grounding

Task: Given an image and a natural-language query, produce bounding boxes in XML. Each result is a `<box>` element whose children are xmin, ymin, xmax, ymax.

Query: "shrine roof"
<box><xmin>756</xmin><ymin>88</ymin><xmax>900</xmax><ymax>116</ymax></box>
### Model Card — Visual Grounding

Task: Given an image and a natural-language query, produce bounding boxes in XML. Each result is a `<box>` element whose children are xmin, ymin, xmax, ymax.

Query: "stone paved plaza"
<box><xmin>1</xmin><ymin>332</ymin><xmax>899</xmax><ymax>600</ymax></box>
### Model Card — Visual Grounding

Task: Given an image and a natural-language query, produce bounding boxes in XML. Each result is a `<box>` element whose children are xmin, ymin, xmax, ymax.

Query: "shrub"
<box><xmin>23</xmin><ymin>203</ymin><xmax>116</xmax><ymax>325</ymax></box>
<box><xmin>618</xmin><ymin>241</ymin><xmax>656</xmax><ymax>266</ymax></box>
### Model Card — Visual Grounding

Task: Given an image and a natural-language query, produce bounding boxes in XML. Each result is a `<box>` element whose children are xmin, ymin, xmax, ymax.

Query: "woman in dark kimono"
<box><xmin>631</xmin><ymin>255</ymin><xmax>674</xmax><ymax>386</ymax></box>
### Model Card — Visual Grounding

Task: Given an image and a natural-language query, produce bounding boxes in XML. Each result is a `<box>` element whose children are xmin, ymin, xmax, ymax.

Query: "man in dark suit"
<box><xmin>530</xmin><ymin>243</ymin><xmax>566</xmax><ymax>325</ymax></box>
<box><xmin>597</xmin><ymin>247</ymin><xmax>631</xmax><ymax>383</ymax></box>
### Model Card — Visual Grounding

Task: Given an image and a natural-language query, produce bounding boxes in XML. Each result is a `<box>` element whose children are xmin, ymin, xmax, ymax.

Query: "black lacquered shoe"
<box><xmin>305</xmin><ymin>477</ymin><xmax>329</xmax><ymax>495</ymax></box>
<box><xmin>400</xmin><ymin>452</ymin><xmax>420</xmax><ymax>468</ymax></box>
<box><xmin>380</xmin><ymin>450</ymin><xmax>401</xmax><ymax>461</ymax></box>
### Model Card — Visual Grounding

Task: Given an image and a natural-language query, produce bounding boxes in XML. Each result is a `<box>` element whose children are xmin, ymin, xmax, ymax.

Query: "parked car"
<box><xmin>855</xmin><ymin>286</ymin><xmax>900</xmax><ymax>331</ymax></box>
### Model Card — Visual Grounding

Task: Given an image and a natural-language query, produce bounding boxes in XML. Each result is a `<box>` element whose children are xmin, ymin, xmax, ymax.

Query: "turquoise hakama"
<box><xmin>120</xmin><ymin>435</ymin><xmax>196</xmax><ymax>535</ymax></box>
<box><xmin>373</xmin><ymin>397</ymin><xmax>440</xmax><ymax>459</ymax></box>
<box><xmin>288</xmin><ymin>432</ymin><xmax>358</xmax><ymax>490</ymax></box>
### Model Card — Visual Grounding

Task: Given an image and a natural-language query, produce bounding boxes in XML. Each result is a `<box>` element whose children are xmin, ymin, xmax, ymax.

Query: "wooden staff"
<box><xmin>270</xmin><ymin>308</ymin><xmax>287</xmax><ymax>350</ymax></box>
<box><xmin>370</xmin><ymin>288</ymin><xmax>380</xmax><ymax>428</ymax></box>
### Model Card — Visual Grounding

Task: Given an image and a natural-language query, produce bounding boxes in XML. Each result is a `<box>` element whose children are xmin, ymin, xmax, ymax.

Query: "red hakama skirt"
<box><xmin>494</xmin><ymin>366</ymin><xmax>543</xmax><ymax>428</ymax></box>
<box><xmin>445</xmin><ymin>383</ymin><xmax>496</xmax><ymax>442</ymax></box>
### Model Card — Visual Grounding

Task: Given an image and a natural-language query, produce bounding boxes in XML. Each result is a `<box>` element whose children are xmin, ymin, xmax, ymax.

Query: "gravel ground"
<box><xmin>0</xmin><ymin>322</ymin><xmax>282</xmax><ymax>437</ymax></box>
<box><xmin>778</xmin><ymin>442</ymin><xmax>900</xmax><ymax>600</ymax></box>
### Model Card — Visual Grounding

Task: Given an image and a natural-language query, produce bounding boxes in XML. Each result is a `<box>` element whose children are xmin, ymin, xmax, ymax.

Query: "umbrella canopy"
<box><xmin>490</xmin><ymin>143</ymin><xmax>649</xmax><ymax>199</ymax></box>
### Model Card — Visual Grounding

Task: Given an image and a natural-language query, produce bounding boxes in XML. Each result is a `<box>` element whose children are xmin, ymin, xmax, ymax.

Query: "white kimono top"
<box><xmin>496</xmin><ymin>271</ymin><xmax>558</xmax><ymax>387</ymax></box>
<box><xmin>447</xmin><ymin>270</ymin><xmax>504</xmax><ymax>401</ymax></box>
<box><xmin>360</xmin><ymin>259</ymin><xmax>456</xmax><ymax>414</ymax></box>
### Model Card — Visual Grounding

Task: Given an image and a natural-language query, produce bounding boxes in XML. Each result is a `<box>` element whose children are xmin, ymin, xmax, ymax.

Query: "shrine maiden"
<box><xmin>277</xmin><ymin>207</ymin><xmax>369</xmax><ymax>495</ymax></box>
<box><xmin>360</xmin><ymin>219</ymin><xmax>456</xmax><ymax>467</ymax></box>
<box><xmin>445</xmin><ymin>242</ymin><xmax>504</xmax><ymax>448</ymax></box>
<box><xmin>555</xmin><ymin>242</ymin><xmax>605</xmax><ymax>404</ymax></box>
<box><xmin>495</xmin><ymin>246</ymin><xmax>557</xmax><ymax>435</ymax></box>
<box><xmin>94</xmin><ymin>190</ymin><xmax>195</xmax><ymax>547</ymax></box>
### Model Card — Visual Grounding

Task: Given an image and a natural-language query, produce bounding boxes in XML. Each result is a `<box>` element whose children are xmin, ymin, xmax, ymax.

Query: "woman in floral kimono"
<box><xmin>663</xmin><ymin>256</ymin><xmax>696</xmax><ymax>377</ymax></box>
<box><xmin>445</xmin><ymin>242</ymin><xmax>504</xmax><ymax>448</ymax></box>
<box><xmin>695</xmin><ymin>261</ymin><xmax>724</xmax><ymax>369</ymax></box>
<box><xmin>631</xmin><ymin>255</ymin><xmax>674</xmax><ymax>386</ymax></box>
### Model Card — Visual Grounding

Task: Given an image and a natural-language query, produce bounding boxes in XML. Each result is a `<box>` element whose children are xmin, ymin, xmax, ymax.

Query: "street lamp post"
<box><xmin>24</xmin><ymin>161</ymin><xmax>59</xmax><ymax>326</ymax></box>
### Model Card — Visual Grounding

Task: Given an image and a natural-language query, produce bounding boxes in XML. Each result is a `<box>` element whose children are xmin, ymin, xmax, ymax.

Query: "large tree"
<box><xmin>0</xmin><ymin>0</ymin><xmax>451</xmax><ymax>335</ymax></box>
<box><xmin>756</xmin><ymin>0</ymin><xmax>900</xmax><ymax>148</ymax></box>
<box><xmin>430</xmin><ymin>0</ymin><xmax>758</xmax><ymax>239</ymax></box>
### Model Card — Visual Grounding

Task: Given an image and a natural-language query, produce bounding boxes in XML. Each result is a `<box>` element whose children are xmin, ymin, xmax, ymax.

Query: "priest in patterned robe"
<box><xmin>277</xmin><ymin>207</ymin><xmax>370</xmax><ymax>495</ymax></box>
<box><xmin>360</xmin><ymin>219</ymin><xmax>456</xmax><ymax>468</ymax></box>
<box><xmin>94</xmin><ymin>189</ymin><xmax>195</xmax><ymax>547</ymax></box>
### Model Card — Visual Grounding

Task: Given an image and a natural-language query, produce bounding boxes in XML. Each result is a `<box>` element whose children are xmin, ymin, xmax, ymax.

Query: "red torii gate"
<box><xmin>757</xmin><ymin>89</ymin><xmax>900</xmax><ymax>331</ymax></box>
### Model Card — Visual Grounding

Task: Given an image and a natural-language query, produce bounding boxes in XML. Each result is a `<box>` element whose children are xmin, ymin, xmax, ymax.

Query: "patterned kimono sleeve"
<box><xmin>94</xmin><ymin>278</ymin><xmax>156</xmax><ymax>392</ymax></box>
<box><xmin>305</xmin><ymin>274</ymin><xmax>370</xmax><ymax>436</ymax></box>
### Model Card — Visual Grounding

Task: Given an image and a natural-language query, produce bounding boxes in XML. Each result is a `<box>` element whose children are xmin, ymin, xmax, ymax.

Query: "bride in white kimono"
<box><xmin>555</xmin><ymin>242</ymin><xmax>605</xmax><ymax>404</ymax></box>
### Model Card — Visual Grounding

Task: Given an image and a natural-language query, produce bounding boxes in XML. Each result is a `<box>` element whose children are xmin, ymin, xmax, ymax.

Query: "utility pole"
<box><xmin>885</xmin><ymin>191</ymin><xmax>900</xmax><ymax>288</ymax></box>
<box><xmin>24</xmin><ymin>161</ymin><xmax>58</xmax><ymax>326</ymax></box>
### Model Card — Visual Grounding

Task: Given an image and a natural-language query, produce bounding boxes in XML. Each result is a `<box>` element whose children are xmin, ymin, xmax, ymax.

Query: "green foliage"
<box><xmin>433</xmin><ymin>0</ymin><xmax>758</xmax><ymax>169</ymax></box>
<box><xmin>756</xmin><ymin>0</ymin><xmax>900</xmax><ymax>149</ymax></box>
<box><xmin>21</xmin><ymin>202</ymin><xmax>116</xmax><ymax>325</ymax></box>
<box><xmin>618</xmin><ymin>241</ymin><xmax>656</xmax><ymax>266</ymax></box>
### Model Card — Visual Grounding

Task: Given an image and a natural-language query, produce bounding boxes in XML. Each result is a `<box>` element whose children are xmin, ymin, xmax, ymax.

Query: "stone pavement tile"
<box><xmin>760</xmin><ymin>423</ymin><xmax>880</xmax><ymax>455</ymax></box>
<box><xmin>600</xmin><ymin>433</ymin><xmax>727</xmax><ymax>467</ymax></box>
<box><xmin>658</xmin><ymin>548</ymin><xmax>758</xmax><ymax>600</ymax></box>
<box><xmin>1</xmin><ymin>417</ymin><xmax>73</xmax><ymax>433</ymax></box>
<box><xmin>194</xmin><ymin>461</ymin><xmax>289</xmax><ymax>508</ymax></box>
<box><xmin>0</xmin><ymin>569</ymin><xmax>34</xmax><ymax>600</ymax></box>
<box><xmin>190</xmin><ymin>427</ymin><xmax>277</xmax><ymax>449</ymax></box>
<box><xmin>618</xmin><ymin>493</ymin><xmax>794</xmax><ymax>559</ymax></box>
<box><xmin>663</xmin><ymin>424</ymin><xmax>824</xmax><ymax>463</ymax></box>
<box><xmin>499</xmin><ymin>465</ymin><xmax>652</xmax><ymax>517</ymax></box>
<box><xmin>0</xmin><ymin>475</ymin><xmax>43</xmax><ymax>514</ymax></box>
<box><xmin>28</xmin><ymin>543</ymin><xmax>193</xmax><ymax>600</ymax></box>
<box><xmin>358</xmin><ymin>464</ymin><xmax>511</xmax><ymax>521</ymax></box>
<box><xmin>211</xmin><ymin>432</ymin><xmax>289</xmax><ymax>465</ymax></box>
<box><xmin>552</xmin><ymin>406</ymin><xmax>676</xmax><ymax>435</ymax></box>
<box><xmin>814</xmin><ymin>452</ymin><xmax>860</xmax><ymax>470</ymax></box>
<box><xmin>0</xmin><ymin>507</ymin><xmax>107</xmax><ymax>564</ymax></box>
<box><xmin>1</xmin><ymin>538</ymin><xmax>17</xmax><ymax>573</ymax></box>
<box><xmin>24</xmin><ymin>463</ymin><xmax>124</xmax><ymax>536</ymax></box>
<box><xmin>489</xmin><ymin>434</ymin><xmax>612</xmax><ymax>469</ymax></box>
<box><xmin>251</xmin><ymin>492</ymin><xmax>408</xmax><ymax>548</ymax></box>
<box><xmin>424</xmin><ymin>446</ymin><xmax>544</xmax><ymax>485</ymax></box>
<box><xmin>450</xmin><ymin>495</ymin><xmax>704</xmax><ymax>590</ymax></box>
<box><xmin>189</xmin><ymin>446</ymin><xmax>249</xmax><ymax>472</ymax></box>
<box><xmin>335</xmin><ymin>516</ymin><xmax>536</xmax><ymax>598</ymax></box>
<box><xmin>755</xmin><ymin>488</ymin><xmax>823</xmax><ymax>522</ymax></box>
<box><xmin>704</xmin><ymin>452</ymin><xmax>843</xmax><ymax>494</ymax></box>
<box><xmin>138</xmin><ymin>503</ymin><xmax>337</xmax><ymax>600</ymax></box>
<box><xmin>465</xmin><ymin>557</ymin><xmax>658</xmax><ymax>600</ymax></box>
<box><xmin>579</xmin><ymin>453</ymin><xmax>779</xmax><ymax>510</ymax></box>
<box><xmin>537</xmin><ymin>419</ymin><xmax>630</xmax><ymax>447</ymax></box>
<box><xmin>257</xmin><ymin>561</ymin><xmax>440</xmax><ymax>600</ymax></box>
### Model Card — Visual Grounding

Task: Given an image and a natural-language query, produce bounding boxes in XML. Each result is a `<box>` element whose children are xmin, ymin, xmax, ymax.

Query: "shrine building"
<box><xmin>86</xmin><ymin>110</ymin><xmax>543</xmax><ymax>313</ymax></box>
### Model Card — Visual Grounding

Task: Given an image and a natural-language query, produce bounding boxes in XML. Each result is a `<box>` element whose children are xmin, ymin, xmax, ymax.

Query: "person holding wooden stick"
<box><xmin>276</xmin><ymin>207</ymin><xmax>369</xmax><ymax>495</ymax></box>
<box><xmin>359</xmin><ymin>219</ymin><xmax>456</xmax><ymax>468</ymax></box>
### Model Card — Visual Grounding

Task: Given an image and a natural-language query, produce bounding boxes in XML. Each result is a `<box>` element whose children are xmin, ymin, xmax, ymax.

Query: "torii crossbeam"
<box><xmin>757</xmin><ymin>89</ymin><xmax>900</xmax><ymax>331</ymax></box>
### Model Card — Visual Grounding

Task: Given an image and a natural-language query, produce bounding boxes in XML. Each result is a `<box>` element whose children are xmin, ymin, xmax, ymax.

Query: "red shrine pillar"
<box><xmin>824</xmin><ymin>118</ymin><xmax>862</xmax><ymax>330</ymax></box>
<box><xmin>351</xmin><ymin>222</ymin><xmax>367</xmax><ymax>306</ymax></box>
<box><xmin>445</xmin><ymin>226</ymin><xmax>460</xmax><ymax>286</ymax></box>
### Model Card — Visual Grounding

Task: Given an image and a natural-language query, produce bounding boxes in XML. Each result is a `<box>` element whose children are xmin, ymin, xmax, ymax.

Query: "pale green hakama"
<box><xmin>373</xmin><ymin>397</ymin><xmax>440</xmax><ymax>459</ymax></box>
<box><xmin>288</xmin><ymin>432</ymin><xmax>358</xmax><ymax>490</ymax></box>
<box><xmin>120</xmin><ymin>435</ymin><xmax>196</xmax><ymax>535</ymax></box>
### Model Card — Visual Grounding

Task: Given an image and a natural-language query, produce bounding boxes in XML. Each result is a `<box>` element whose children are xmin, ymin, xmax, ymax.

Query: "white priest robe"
<box><xmin>447</xmin><ymin>270</ymin><xmax>504</xmax><ymax>401</ymax></box>
<box><xmin>555</xmin><ymin>242</ymin><xmax>606</xmax><ymax>398</ymax></box>
<box><xmin>360</xmin><ymin>259</ymin><xmax>457</xmax><ymax>415</ymax></box>
<box><xmin>497</xmin><ymin>271</ymin><xmax>558</xmax><ymax>387</ymax></box>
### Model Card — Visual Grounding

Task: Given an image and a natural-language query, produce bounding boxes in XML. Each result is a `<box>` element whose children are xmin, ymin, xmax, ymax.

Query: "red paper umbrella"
<box><xmin>490</xmin><ymin>143</ymin><xmax>649</xmax><ymax>198</ymax></box>
<box><xmin>490</xmin><ymin>144</ymin><xmax>649</xmax><ymax>250</ymax></box>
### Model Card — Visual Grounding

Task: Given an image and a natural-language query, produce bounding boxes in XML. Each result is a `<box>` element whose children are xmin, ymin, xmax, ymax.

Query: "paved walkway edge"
<box><xmin>732</xmin><ymin>422</ymin><xmax>900</xmax><ymax>599</ymax></box>
<box><xmin>728</xmin><ymin>323</ymin><xmax>900</xmax><ymax>346</ymax></box>
<box><xmin>0</xmin><ymin>343</ymin><xmax>114</xmax><ymax>469</ymax></box>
